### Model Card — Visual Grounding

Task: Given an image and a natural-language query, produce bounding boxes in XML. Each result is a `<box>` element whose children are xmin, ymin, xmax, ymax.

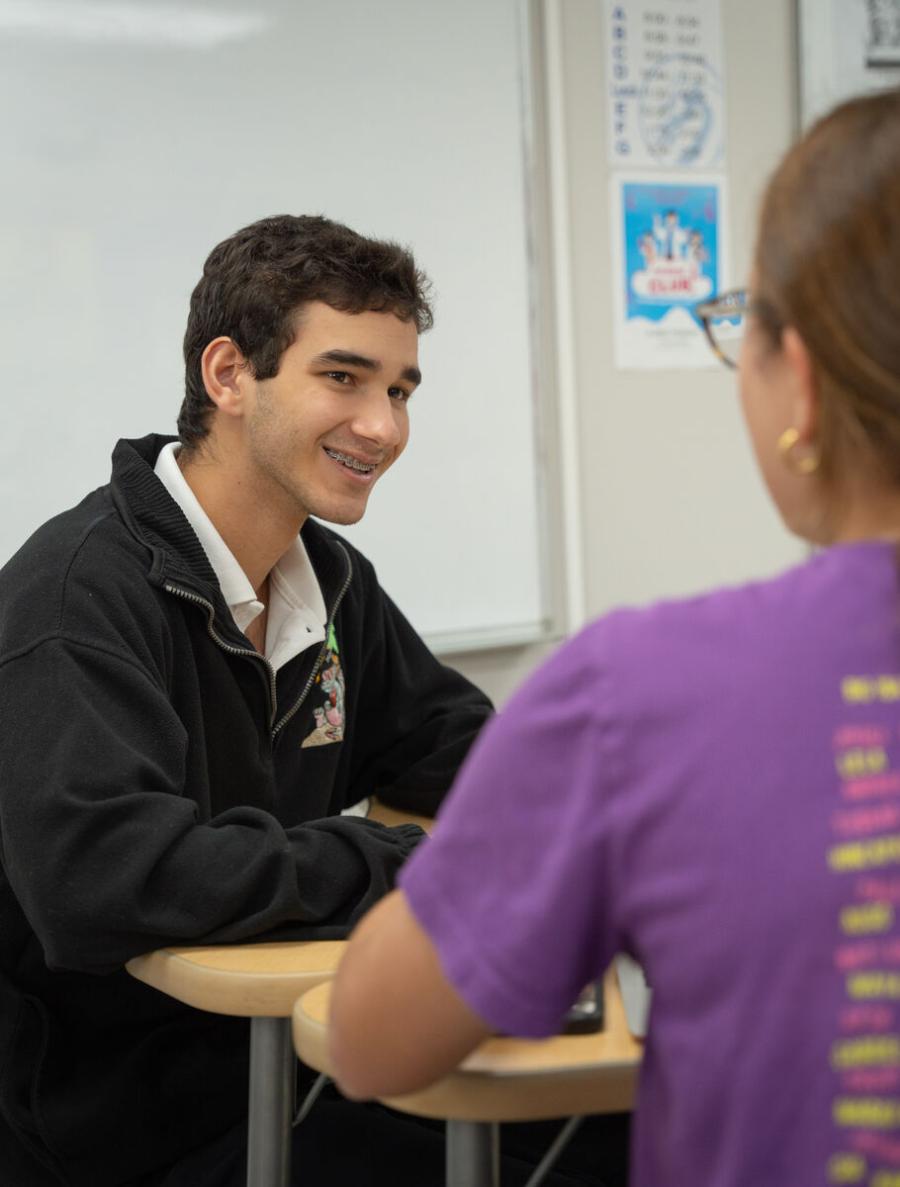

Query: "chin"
<box><xmin>310</xmin><ymin>501</ymin><xmax>368</xmax><ymax>527</ymax></box>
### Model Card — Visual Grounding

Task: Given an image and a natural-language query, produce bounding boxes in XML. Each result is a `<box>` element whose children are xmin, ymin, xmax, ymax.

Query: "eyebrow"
<box><xmin>312</xmin><ymin>349</ymin><xmax>422</xmax><ymax>388</ymax></box>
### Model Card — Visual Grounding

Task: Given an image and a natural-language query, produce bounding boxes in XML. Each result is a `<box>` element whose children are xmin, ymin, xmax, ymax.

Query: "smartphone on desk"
<box><xmin>561</xmin><ymin>979</ymin><xmax>605</xmax><ymax>1034</ymax></box>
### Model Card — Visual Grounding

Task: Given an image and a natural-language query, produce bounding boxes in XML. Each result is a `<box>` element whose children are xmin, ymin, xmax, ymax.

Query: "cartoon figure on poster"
<box><xmin>613</xmin><ymin>177</ymin><xmax>723</xmax><ymax>369</ymax></box>
<box><xmin>626</xmin><ymin>183</ymin><xmax>717</xmax><ymax>310</ymax></box>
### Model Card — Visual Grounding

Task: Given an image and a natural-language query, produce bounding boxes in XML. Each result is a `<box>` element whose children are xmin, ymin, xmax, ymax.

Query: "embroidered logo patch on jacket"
<box><xmin>301</xmin><ymin>624</ymin><xmax>345</xmax><ymax>748</ymax></box>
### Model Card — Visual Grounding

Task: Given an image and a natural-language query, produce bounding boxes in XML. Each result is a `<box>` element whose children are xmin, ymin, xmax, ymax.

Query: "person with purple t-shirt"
<box><xmin>327</xmin><ymin>89</ymin><xmax>900</xmax><ymax>1187</ymax></box>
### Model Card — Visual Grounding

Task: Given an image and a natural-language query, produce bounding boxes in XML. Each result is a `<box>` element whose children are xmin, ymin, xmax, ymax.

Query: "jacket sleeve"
<box><xmin>345</xmin><ymin>569</ymin><xmax>494</xmax><ymax>817</ymax></box>
<box><xmin>0</xmin><ymin>636</ymin><xmax>425</xmax><ymax>973</ymax></box>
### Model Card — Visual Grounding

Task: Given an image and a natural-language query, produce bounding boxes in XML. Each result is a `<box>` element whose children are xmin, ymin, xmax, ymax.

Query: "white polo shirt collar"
<box><xmin>154</xmin><ymin>442</ymin><xmax>326</xmax><ymax>670</ymax></box>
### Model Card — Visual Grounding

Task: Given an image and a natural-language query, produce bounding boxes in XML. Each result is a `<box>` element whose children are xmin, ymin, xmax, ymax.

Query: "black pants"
<box><xmin>150</xmin><ymin>1083</ymin><xmax>630</xmax><ymax>1187</ymax></box>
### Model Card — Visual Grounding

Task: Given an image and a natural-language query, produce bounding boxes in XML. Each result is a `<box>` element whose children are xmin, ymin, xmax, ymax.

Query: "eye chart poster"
<box><xmin>611</xmin><ymin>173</ymin><xmax>727</xmax><ymax>370</ymax></box>
<box><xmin>605</xmin><ymin>0</ymin><xmax>726</xmax><ymax>170</ymax></box>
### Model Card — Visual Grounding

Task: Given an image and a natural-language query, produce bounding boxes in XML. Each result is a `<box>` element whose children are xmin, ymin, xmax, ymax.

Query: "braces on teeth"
<box><xmin>325</xmin><ymin>448</ymin><xmax>375</xmax><ymax>472</ymax></box>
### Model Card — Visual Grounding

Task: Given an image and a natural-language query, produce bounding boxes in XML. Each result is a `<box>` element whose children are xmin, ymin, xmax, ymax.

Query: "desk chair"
<box><xmin>126</xmin><ymin>940</ymin><xmax>344</xmax><ymax>1187</ymax></box>
<box><xmin>292</xmin><ymin>966</ymin><xmax>642</xmax><ymax>1187</ymax></box>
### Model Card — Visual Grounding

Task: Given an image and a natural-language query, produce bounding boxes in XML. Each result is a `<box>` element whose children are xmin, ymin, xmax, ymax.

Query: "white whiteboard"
<box><xmin>0</xmin><ymin>0</ymin><xmax>545</xmax><ymax>652</ymax></box>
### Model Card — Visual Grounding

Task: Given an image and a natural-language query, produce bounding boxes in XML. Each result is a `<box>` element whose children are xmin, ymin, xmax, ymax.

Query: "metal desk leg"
<box><xmin>247</xmin><ymin>1016</ymin><xmax>293</xmax><ymax>1187</ymax></box>
<box><xmin>446</xmin><ymin>1120</ymin><xmax>499</xmax><ymax>1187</ymax></box>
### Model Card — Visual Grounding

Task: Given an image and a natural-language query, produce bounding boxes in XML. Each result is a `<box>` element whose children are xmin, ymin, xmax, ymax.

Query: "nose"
<box><xmin>351</xmin><ymin>389</ymin><xmax>404</xmax><ymax>451</ymax></box>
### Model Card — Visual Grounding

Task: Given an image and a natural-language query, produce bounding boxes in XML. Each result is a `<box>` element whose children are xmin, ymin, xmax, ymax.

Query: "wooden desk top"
<box><xmin>293</xmin><ymin>967</ymin><xmax>642</xmax><ymax>1122</ymax></box>
<box><xmin>126</xmin><ymin>940</ymin><xmax>346</xmax><ymax>1018</ymax></box>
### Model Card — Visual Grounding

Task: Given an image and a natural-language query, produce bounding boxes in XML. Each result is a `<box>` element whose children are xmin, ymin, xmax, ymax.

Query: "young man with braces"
<box><xmin>0</xmin><ymin>214</ymin><xmax>494</xmax><ymax>1187</ymax></box>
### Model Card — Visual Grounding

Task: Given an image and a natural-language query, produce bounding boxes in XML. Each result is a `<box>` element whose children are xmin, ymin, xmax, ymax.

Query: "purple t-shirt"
<box><xmin>400</xmin><ymin>541</ymin><xmax>900</xmax><ymax>1187</ymax></box>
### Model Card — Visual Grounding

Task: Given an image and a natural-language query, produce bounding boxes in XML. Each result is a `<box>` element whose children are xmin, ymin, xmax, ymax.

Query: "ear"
<box><xmin>781</xmin><ymin>326</ymin><xmax>819</xmax><ymax>445</ymax></box>
<box><xmin>200</xmin><ymin>337</ymin><xmax>252</xmax><ymax>420</ymax></box>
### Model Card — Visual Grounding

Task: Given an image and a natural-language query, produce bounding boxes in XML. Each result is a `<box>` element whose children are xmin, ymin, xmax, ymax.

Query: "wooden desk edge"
<box><xmin>126</xmin><ymin>941</ymin><xmax>345</xmax><ymax>1018</ymax></box>
<box><xmin>292</xmin><ymin>967</ymin><xmax>642</xmax><ymax>1121</ymax></box>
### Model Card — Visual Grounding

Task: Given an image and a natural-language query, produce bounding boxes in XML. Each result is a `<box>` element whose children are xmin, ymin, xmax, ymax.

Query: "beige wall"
<box><xmin>445</xmin><ymin>0</ymin><xmax>803</xmax><ymax>708</ymax></box>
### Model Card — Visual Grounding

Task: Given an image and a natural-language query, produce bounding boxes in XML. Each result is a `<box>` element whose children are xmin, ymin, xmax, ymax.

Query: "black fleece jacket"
<box><xmin>0</xmin><ymin>434</ymin><xmax>492</xmax><ymax>1187</ymax></box>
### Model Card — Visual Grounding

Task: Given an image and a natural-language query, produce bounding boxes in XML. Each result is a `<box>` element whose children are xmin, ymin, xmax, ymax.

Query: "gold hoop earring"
<box><xmin>778</xmin><ymin>427</ymin><xmax>820</xmax><ymax>476</ymax></box>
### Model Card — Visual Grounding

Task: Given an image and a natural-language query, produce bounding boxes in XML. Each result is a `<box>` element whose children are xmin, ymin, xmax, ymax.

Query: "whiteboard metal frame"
<box><xmin>424</xmin><ymin>0</ymin><xmax>584</xmax><ymax>656</ymax></box>
<box><xmin>540</xmin><ymin>0</ymin><xmax>587</xmax><ymax>637</ymax></box>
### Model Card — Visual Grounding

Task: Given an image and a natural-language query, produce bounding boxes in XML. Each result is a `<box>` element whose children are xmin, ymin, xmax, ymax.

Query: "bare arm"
<box><xmin>329</xmin><ymin>889</ymin><xmax>491</xmax><ymax>1100</ymax></box>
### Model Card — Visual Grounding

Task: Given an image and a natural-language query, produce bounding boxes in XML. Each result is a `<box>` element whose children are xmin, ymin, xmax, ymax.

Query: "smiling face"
<box><xmin>240</xmin><ymin>302</ymin><xmax>421</xmax><ymax>527</ymax></box>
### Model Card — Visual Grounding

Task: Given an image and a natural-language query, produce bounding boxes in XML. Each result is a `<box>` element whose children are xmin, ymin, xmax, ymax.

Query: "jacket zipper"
<box><xmin>163</xmin><ymin>582</ymin><xmax>279</xmax><ymax>730</ymax></box>
<box><xmin>271</xmin><ymin>544</ymin><xmax>354</xmax><ymax>740</ymax></box>
<box><xmin>163</xmin><ymin>542</ymin><xmax>354</xmax><ymax>742</ymax></box>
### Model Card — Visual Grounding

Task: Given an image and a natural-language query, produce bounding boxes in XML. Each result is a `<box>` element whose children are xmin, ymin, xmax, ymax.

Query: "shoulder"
<box><xmin>529</xmin><ymin>550</ymin><xmax>862</xmax><ymax>724</ymax></box>
<box><xmin>599</xmin><ymin>543</ymin><xmax>890</xmax><ymax>664</ymax></box>
<box><xmin>0</xmin><ymin>485</ymin><xmax>164</xmax><ymax>665</ymax></box>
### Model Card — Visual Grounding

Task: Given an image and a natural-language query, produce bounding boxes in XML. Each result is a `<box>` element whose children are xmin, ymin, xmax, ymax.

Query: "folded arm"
<box><xmin>0</xmin><ymin>638</ymin><xmax>425</xmax><ymax>970</ymax></box>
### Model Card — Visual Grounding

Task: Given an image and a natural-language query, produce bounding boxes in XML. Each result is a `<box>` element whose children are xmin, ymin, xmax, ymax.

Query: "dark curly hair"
<box><xmin>178</xmin><ymin>214</ymin><xmax>433</xmax><ymax>450</ymax></box>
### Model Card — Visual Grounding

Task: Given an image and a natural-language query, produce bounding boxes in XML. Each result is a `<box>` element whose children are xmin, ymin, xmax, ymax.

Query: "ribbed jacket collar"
<box><xmin>108</xmin><ymin>434</ymin><xmax>351</xmax><ymax>612</ymax></box>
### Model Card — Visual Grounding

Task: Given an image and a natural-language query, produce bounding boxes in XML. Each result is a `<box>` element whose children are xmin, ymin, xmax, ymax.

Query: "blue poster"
<box><xmin>613</xmin><ymin>175</ymin><xmax>726</xmax><ymax>369</ymax></box>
